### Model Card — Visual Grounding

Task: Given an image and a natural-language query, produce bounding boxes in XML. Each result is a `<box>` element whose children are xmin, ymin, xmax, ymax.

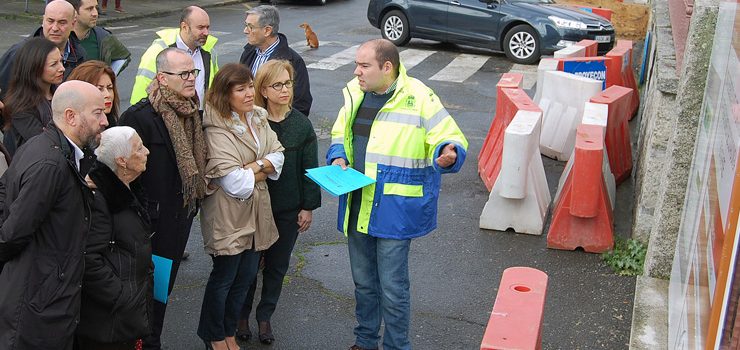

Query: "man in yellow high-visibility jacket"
<box><xmin>130</xmin><ymin>6</ymin><xmax>218</xmax><ymax>109</ymax></box>
<box><xmin>327</xmin><ymin>39</ymin><xmax>468</xmax><ymax>350</ymax></box>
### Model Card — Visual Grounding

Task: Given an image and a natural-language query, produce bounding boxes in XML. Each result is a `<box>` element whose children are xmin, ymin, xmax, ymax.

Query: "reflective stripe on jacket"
<box><xmin>130</xmin><ymin>28</ymin><xmax>219</xmax><ymax>105</ymax></box>
<box><xmin>326</xmin><ymin>64</ymin><xmax>468</xmax><ymax>240</ymax></box>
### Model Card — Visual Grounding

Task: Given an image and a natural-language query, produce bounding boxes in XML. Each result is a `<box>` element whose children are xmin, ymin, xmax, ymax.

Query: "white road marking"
<box><xmin>429</xmin><ymin>54</ymin><xmax>489</xmax><ymax>82</ymax></box>
<box><xmin>307</xmin><ymin>45</ymin><xmax>359</xmax><ymax>70</ymax></box>
<box><xmin>399</xmin><ymin>48</ymin><xmax>435</xmax><ymax>70</ymax></box>
<box><xmin>106</xmin><ymin>25</ymin><xmax>139</xmax><ymax>30</ymax></box>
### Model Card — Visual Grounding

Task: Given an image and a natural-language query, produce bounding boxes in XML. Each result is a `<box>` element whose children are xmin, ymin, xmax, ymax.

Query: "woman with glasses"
<box><xmin>236</xmin><ymin>59</ymin><xmax>320</xmax><ymax>345</ymax></box>
<box><xmin>197</xmin><ymin>63</ymin><xmax>284</xmax><ymax>350</ymax></box>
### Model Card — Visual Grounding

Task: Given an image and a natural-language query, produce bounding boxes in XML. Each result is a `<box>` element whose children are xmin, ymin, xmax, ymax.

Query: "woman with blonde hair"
<box><xmin>197</xmin><ymin>63</ymin><xmax>284</xmax><ymax>350</ymax></box>
<box><xmin>236</xmin><ymin>59</ymin><xmax>320</xmax><ymax>345</ymax></box>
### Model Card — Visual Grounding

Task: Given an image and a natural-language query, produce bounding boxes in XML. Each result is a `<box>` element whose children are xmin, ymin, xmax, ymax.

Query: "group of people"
<box><xmin>0</xmin><ymin>2</ymin><xmax>468</xmax><ymax>350</ymax></box>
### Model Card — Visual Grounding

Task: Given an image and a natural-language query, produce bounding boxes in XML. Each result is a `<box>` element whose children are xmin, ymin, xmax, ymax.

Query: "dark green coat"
<box><xmin>267</xmin><ymin>108</ymin><xmax>321</xmax><ymax>213</ymax></box>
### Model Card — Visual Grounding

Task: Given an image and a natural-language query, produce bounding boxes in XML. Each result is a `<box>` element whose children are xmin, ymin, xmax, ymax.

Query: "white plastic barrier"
<box><xmin>554</xmin><ymin>45</ymin><xmax>586</xmax><ymax>59</ymax></box>
<box><xmin>554</xmin><ymin>102</ymin><xmax>616</xmax><ymax>210</ymax></box>
<box><xmin>538</xmin><ymin>71</ymin><xmax>603</xmax><ymax>161</ymax></box>
<box><xmin>534</xmin><ymin>58</ymin><xmax>559</xmax><ymax>105</ymax></box>
<box><xmin>480</xmin><ymin>110</ymin><xmax>551</xmax><ymax>235</ymax></box>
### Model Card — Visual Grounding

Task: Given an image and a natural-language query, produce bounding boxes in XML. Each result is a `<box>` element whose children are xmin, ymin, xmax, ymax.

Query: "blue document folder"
<box><xmin>305</xmin><ymin>165</ymin><xmax>375</xmax><ymax>196</ymax></box>
<box><xmin>152</xmin><ymin>254</ymin><xmax>173</xmax><ymax>304</ymax></box>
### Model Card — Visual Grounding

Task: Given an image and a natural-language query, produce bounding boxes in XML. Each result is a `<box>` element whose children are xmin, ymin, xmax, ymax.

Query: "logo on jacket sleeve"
<box><xmin>405</xmin><ymin>96</ymin><xmax>416</xmax><ymax>109</ymax></box>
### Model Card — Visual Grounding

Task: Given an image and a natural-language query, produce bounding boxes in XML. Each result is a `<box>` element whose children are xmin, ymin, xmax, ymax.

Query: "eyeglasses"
<box><xmin>269</xmin><ymin>80</ymin><xmax>294</xmax><ymax>91</ymax></box>
<box><xmin>161</xmin><ymin>69</ymin><xmax>200</xmax><ymax>80</ymax></box>
<box><xmin>245</xmin><ymin>23</ymin><xmax>265</xmax><ymax>31</ymax></box>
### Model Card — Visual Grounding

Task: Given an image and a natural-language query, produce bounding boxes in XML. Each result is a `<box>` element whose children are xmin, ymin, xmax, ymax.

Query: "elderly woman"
<box><xmin>237</xmin><ymin>59</ymin><xmax>321</xmax><ymax>345</ymax></box>
<box><xmin>68</xmin><ymin>60</ymin><xmax>122</xmax><ymax>127</ymax></box>
<box><xmin>197</xmin><ymin>63</ymin><xmax>284</xmax><ymax>350</ymax></box>
<box><xmin>77</xmin><ymin>126</ymin><xmax>152</xmax><ymax>350</ymax></box>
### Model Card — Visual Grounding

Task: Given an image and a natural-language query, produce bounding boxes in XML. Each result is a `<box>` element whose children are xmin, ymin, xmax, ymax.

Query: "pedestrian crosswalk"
<box><xmin>289</xmin><ymin>41</ymin><xmax>538</xmax><ymax>89</ymax></box>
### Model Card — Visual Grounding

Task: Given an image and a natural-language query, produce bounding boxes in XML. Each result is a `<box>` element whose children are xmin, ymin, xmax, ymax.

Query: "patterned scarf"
<box><xmin>147</xmin><ymin>79</ymin><xmax>207</xmax><ymax>210</ymax></box>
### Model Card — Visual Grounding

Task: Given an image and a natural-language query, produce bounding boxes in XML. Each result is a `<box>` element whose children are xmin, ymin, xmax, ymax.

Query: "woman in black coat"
<box><xmin>77</xmin><ymin>126</ymin><xmax>153</xmax><ymax>350</ymax></box>
<box><xmin>2</xmin><ymin>37</ymin><xmax>65</xmax><ymax>157</ymax></box>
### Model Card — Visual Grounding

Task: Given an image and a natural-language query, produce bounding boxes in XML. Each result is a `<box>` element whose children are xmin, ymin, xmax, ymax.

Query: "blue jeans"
<box><xmin>347</xmin><ymin>230</ymin><xmax>412</xmax><ymax>350</ymax></box>
<box><xmin>197</xmin><ymin>249</ymin><xmax>260</xmax><ymax>341</ymax></box>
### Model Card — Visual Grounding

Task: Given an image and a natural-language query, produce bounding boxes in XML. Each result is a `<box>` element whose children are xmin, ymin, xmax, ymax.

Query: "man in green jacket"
<box><xmin>130</xmin><ymin>6</ymin><xmax>218</xmax><ymax>109</ymax></box>
<box><xmin>68</xmin><ymin>0</ymin><xmax>131</xmax><ymax>75</ymax></box>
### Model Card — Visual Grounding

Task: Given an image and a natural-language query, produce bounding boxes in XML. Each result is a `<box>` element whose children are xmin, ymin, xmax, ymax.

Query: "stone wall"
<box><xmin>633</xmin><ymin>0</ymin><xmax>717</xmax><ymax>279</ymax></box>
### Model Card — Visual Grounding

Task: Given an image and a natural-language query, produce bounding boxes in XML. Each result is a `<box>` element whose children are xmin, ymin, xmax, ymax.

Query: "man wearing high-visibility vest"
<box><xmin>327</xmin><ymin>39</ymin><xmax>468</xmax><ymax>350</ymax></box>
<box><xmin>130</xmin><ymin>6</ymin><xmax>218</xmax><ymax>110</ymax></box>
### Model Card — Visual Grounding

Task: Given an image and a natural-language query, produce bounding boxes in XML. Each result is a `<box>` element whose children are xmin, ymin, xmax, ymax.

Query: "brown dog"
<box><xmin>299</xmin><ymin>22</ymin><xmax>319</xmax><ymax>49</ymax></box>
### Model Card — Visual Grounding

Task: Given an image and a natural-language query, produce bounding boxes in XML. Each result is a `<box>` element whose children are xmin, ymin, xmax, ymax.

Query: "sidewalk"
<box><xmin>0</xmin><ymin>0</ymin><xmax>252</xmax><ymax>25</ymax></box>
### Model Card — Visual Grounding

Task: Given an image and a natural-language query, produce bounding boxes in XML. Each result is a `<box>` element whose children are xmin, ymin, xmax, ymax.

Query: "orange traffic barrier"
<box><xmin>478</xmin><ymin>74</ymin><xmax>540</xmax><ymax>191</ymax></box>
<box><xmin>590</xmin><ymin>86</ymin><xmax>634</xmax><ymax>185</ymax></box>
<box><xmin>612</xmin><ymin>40</ymin><xmax>640</xmax><ymax>119</ymax></box>
<box><xmin>547</xmin><ymin>124</ymin><xmax>614</xmax><ymax>253</ymax></box>
<box><xmin>575</xmin><ymin>39</ymin><xmax>598</xmax><ymax>57</ymax></box>
<box><xmin>481</xmin><ymin>267</ymin><xmax>548</xmax><ymax>350</ymax></box>
<box><xmin>557</xmin><ymin>56</ymin><xmax>621</xmax><ymax>90</ymax></box>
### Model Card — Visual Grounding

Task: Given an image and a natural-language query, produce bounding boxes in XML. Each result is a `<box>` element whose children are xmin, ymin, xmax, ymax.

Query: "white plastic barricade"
<box><xmin>538</xmin><ymin>71</ymin><xmax>602</xmax><ymax>161</ymax></box>
<box><xmin>480</xmin><ymin>110</ymin><xmax>551</xmax><ymax>235</ymax></box>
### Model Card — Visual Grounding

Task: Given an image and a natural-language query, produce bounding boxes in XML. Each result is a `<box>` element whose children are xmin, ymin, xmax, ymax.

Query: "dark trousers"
<box><xmin>77</xmin><ymin>335</ymin><xmax>137</xmax><ymax>350</ymax></box>
<box><xmin>197</xmin><ymin>249</ymin><xmax>260</xmax><ymax>341</ymax></box>
<box><xmin>241</xmin><ymin>209</ymin><xmax>300</xmax><ymax>322</ymax></box>
<box><xmin>142</xmin><ymin>209</ymin><xmax>195</xmax><ymax>350</ymax></box>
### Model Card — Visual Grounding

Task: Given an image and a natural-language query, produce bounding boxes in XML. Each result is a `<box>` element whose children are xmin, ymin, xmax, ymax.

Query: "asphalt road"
<box><xmin>0</xmin><ymin>0</ymin><xmax>637</xmax><ymax>348</ymax></box>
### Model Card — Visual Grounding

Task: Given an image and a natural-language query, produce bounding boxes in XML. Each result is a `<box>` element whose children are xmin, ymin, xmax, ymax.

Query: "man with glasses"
<box><xmin>240</xmin><ymin>5</ymin><xmax>313</xmax><ymax>116</ymax></box>
<box><xmin>130</xmin><ymin>5</ymin><xmax>218</xmax><ymax>110</ymax></box>
<box><xmin>120</xmin><ymin>47</ymin><xmax>208</xmax><ymax>350</ymax></box>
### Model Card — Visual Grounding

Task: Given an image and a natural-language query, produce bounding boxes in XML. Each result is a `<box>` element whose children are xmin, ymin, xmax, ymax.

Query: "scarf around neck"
<box><xmin>147</xmin><ymin>79</ymin><xmax>207</xmax><ymax>210</ymax></box>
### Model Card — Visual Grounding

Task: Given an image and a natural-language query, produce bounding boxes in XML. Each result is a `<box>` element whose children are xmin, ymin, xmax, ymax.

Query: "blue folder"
<box><xmin>151</xmin><ymin>254</ymin><xmax>173</xmax><ymax>304</ymax></box>
<box><xmin>305</xmin><ymin>165</ymin><xmax>375</xmax><ymax>197</ymax></box>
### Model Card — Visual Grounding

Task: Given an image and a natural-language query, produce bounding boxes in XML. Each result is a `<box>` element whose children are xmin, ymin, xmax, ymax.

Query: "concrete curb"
<box><xmin>97</xmin><ymin>0</ymin><xmax>254</xmax><ymax>26</ymax></box>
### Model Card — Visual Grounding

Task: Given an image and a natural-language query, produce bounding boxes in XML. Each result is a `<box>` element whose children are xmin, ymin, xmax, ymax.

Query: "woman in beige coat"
<box><xmin>197</xmin><ymin>63</ymin><xmax>284</xmax><ymax>350</ymax></box>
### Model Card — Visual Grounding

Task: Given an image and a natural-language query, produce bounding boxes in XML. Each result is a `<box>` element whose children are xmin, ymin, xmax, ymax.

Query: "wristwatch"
<box><xmin>256</xmin><ymin>159</ymin><xmax>265</xmax><ymax>170</ymax></box>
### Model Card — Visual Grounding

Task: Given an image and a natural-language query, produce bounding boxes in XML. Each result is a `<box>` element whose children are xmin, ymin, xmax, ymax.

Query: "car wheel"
<box><xmin>503</xmin><ymin>24</ymin><xmax>541</xmax><ymax>64</ymax></box>
<box><xmin>381</xmin><ymin>10</ymin><xmax>411</xmax><ymax>46</ymax></box>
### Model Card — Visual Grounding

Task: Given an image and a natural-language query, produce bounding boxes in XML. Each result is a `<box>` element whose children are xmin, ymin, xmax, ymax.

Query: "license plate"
<box><xmin>595</xmin><ymin>35</ymin><xmax>611</xmax><ymax>43</ymax></box>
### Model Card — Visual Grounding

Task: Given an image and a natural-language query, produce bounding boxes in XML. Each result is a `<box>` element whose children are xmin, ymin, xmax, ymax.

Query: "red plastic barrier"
<box><xmin>547</xmin><ymin>125</ymin><xmax>614</xmax><ymax>253</ymax></box>
<box><xmin>575</xmin><ymin>39</ymin><xmax>598</xmax><ymax>57</ymax></box>
<box><xmin>556</xmin><ymin>56</ymin><xmax>621</xmax><ymax>90</ymax></box>
<box><xmin>611</xmin><ymin>40</ymin><xmax>640</xmax><ymax>119</ymax></box>
<box><xmin>590</xmin><ymin>86</ymin><xmax>634</xmax><ymax>185</ymax></box>
<box><xmin>579</xmin><ymin>6</ymin><xmax>613</xmax><ymax>20</ymax></box>
<box><xmin>478</xmin><ymin>74</ymin><xmax>540</xmax><ymax>191</ymax></box>
<box><xmin>481</xmin><ymin>267</ymin><xmax>548</xmax><ymax>350</ymax></box>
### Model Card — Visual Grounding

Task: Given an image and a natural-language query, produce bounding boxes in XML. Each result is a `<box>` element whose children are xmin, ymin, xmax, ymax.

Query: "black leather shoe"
<box><xmin>349</xmin><ymin>345</ymin><xmax>378</xmax><ymax>350</ymax></box>
<box><xmin>236</xmin><ymin>319</ymin><xmax>251</xmax><ymax>341</ymax></box>
<box><xmin>258</xmin><ymin>320</ymin><xmax>274</xmax><ymax>344</ymax></box>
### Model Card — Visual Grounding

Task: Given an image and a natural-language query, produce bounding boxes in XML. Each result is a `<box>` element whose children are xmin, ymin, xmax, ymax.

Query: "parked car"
<box><xmin>367</xmin><ymin>0</ymin><xmax>616</xmax><ymax>64</ymax></box>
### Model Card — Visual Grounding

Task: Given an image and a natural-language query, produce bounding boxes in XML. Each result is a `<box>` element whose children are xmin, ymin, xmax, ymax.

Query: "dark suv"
<box><xmin>367</xmin><ymin>0</ymin><xmax>616</xmax><ymax>64</ymax></box>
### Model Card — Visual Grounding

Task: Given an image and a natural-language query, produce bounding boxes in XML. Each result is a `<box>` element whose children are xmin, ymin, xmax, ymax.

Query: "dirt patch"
<box><xmin>556</xmin><ymin>0</ymin><xmax>651</xmax><ymax>40</ymax></box>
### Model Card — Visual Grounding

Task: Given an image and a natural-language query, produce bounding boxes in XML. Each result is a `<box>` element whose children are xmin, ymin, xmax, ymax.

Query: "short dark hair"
<box><xmin>206</xmin><ymin>63</ymin><xmax>254</xmax><ymax>120</ymax></box>
<box><xmin>180</xmin><ymin>6</ymin><xmax>199</xmax><ymax>25</ymax></box>
<box><xmin>65</xmin><ymin>0</ymin><xmax>81</xmax><ymax>11</ymax></box>
<box><xmin>367</xmin><ymin>39</ymin><xmax>399</xmax><ymax>76</ymax></box>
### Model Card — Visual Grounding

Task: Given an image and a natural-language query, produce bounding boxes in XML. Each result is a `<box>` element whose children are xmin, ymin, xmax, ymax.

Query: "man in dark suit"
<box><xmin>240</xmin><ymin>5</ymin><xmax>312</xmax><ymax>116</ymax></box>
<box><xmin>119</xmin><ymin>47</ymin><xmax>207</xmax><ymax>350</ymax></box>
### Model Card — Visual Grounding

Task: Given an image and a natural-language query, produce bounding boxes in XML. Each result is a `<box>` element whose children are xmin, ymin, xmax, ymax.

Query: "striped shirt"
<box><xmin>251</xmin><ymin>36</ymin><xmax>281</xmax><ymax>76</ymax></box>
